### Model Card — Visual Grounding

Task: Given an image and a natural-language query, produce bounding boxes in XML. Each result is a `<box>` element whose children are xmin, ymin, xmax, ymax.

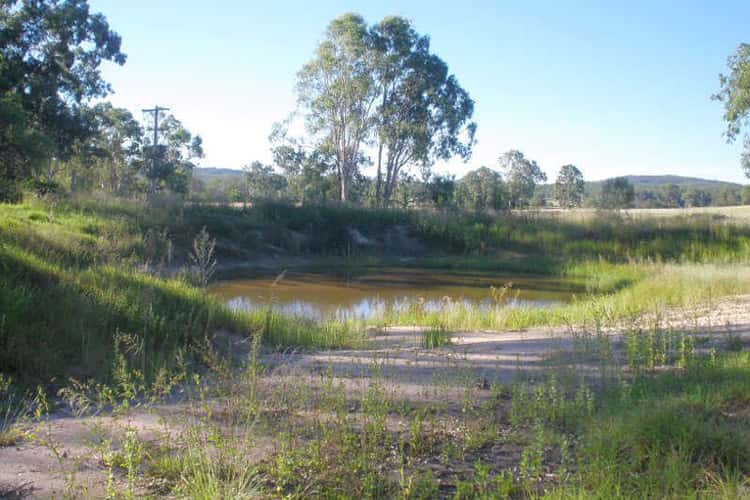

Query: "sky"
<box><xmin>89</xmin><ymin>0</ymin><xmax>750</xmax><ymax>183</ymax></box>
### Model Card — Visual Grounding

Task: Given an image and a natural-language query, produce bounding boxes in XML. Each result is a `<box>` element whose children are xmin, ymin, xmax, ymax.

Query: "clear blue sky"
<box><xmin>90</xmin><ymin>0</ymin><xmax>750</xmax><ymax>183</ymax></box>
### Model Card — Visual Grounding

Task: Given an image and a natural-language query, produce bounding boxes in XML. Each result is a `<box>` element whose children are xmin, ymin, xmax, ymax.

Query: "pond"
<box><xmin>210</xmin><ymin>268</ymin><xmax>580</xmax><ymax>321</ymax></box>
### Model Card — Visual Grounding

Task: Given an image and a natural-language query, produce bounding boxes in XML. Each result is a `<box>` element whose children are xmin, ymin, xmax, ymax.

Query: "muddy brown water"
<box><xmin>210</xmin><ymin>268</ymin><xmax>580</xmax><ymax>321</ymax></box>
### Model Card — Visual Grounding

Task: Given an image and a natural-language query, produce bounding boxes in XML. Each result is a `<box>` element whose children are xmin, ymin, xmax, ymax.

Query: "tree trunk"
<box><xmin>109</xmin><ymin>156</ymin><xmax>119</xmax><ymax>193</ymax></box>
<box><xmin>375</xmin><ymin>143</ymin><xmax>383</xmax><ymax>207</ymax></box>
<box><xmin>382</xmin><ymin>159</ymin><xmax>399</xmax><ymax>207</ymax></box>
<box><xmin>339</xmin><ymin>166</ymin><xmax>347</xmax><ymax>202</ymax></box>
<box><xmin>70</xmin><ymin>164</ymin><xmax>77</xmax><ymax>192</ymax></box>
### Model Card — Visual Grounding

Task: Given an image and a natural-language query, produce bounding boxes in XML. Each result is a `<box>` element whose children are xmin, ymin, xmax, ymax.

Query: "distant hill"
<box><xmin>540</xmin><ymin>175</ymin><xmax>743</xmax><ymax>195</ymax></box>
<box><xmin>194</xmin><ymin>167</ymin><xmax>244</xmax><ymax>181</ymax></box>
<box><xmin>588</xmin><ymin>175</ymin><xmax>743</xmax><ymax>190</ymax></box>
<box><xmin>536</xmin><ymin>174</ymin><xmax>746</xmax><ymax>207</ymax></box>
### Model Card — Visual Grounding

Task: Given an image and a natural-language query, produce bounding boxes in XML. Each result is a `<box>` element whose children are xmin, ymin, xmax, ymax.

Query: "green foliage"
<box><xmin>0</xmin><ymin>0</ymin><xmax>124</xmax><ymax>183</ymax></box>
<box><xmin>659</xmin><ymin>183</ymin><xmax>683</xmax><ymax>208</ymax></box>
<box><xmin>243</xmin><ymin>161</ymin><xmax>287</xmax><ymax>200</ymax></box>
<box><xmin>555</xmin><ymin>164</ymin><xmax>585</xmax><ymax>208</ymax></box>
<box><xmin>296</xmin><ymin>13</ymin><xmax>475</xmax><ymax>204</ymax></box>
<box><xmin>560</xmin><ymin>353</ymin><xmax>750</xmax><ymax>497</ymax></box>
<box><xmin>0</xmin><ymin>375</ymin><xmax>29</xmax><ymax>447</ymax></box>
<box><xmin>189</xmin><ymin>227</ymin><xmax>217</xmax><ymax>288</ymax></box>
<box><xmin>297</xmin><ymin>13</ymin><xmax>375</xmax><ymax>203</ymax></box>
<box><xmin>714</xmin><ymin>43</ymin><xmax>750</xmax><ymax>178</ymax></box>
<box><xmin>598</xmin><ymin>177</ymin><xmax>635</xmax><ymax>209</ymax></box>
<box><xmin>683</xmin><ymin>187</ymin><xmax>713</xmax><ymax>207</ymax></box>
<box><xmin>83</xmin><ymin>103</ymin><xmax>144</xmax><ymax>195</ymax></box>
<box><xmin>370</xmin><ymin>16</ymin><xmax>476</xmax><ymax>206</ymax></box>
<box><xmin>454</xmin><ymin>461</ymin><xmax>516</xmax><ymax>499</ymax></box>
<box><xmin>0</xmin><ymin>176</ymin><xmax>23</xmax><ymax>203</ymax></box>
<box><xmin>142</xmin><ymin>115</ymin><xmax>204</xmax><ymax>195</ymax></box>
<box><xmin>0</xmin><ymin>197</ymin><xmax>365</xmax><ymax>385</ymax></box>
<box><xmin>3</xmin><ymin>194</ymin><xmax>750</xmax><ymax>386</ymax></box>
<box><xmin>421</xmin><ymin>323</ymin><xmax>451</xmax><ymax>349</ymax></box>
<box><xmin>498</xmin><ymin>150</ymin><xmax>547</xmax><ymax>208</ymax></box>
<box><xmin>455</xmin><ymin>167</ymin><xmax>507</xmax><ymax>211</ymax></box>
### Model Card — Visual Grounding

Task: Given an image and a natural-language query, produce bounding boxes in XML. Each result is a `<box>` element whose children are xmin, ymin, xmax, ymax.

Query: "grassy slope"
<box><xmin>1</xmin><ymin>195</ymin><xmax>749</xmax><ymax>385</ymax></box>
<box><xmin>0</xmin><ymin>199</ymin><xmax>365</xmax><ymax>385</ymax></box>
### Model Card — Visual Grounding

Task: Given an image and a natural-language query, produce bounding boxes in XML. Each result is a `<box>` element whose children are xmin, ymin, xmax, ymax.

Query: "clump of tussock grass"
<box><xmin>421</xmin><ymin>324</ymin><xmax>451</xmax><ymax>349</ymax></box>
<box><xmin>0</xmin><ymin>375</ymin><xmax>29</xmax><ymax>447</ymax></box>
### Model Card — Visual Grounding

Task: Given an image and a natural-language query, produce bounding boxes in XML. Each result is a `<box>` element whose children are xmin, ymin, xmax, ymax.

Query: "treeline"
<box><xmin>616</xmin><ymin>183</ymin><xmax>750</xmax><ymax>209</ymax></box>
<box><xmin>192</xmin><ymin>151</ymin><xmax>580</xmax><ymax>210</ymax></box>
<box><xmin>0</xmin><ymin>1</ymin><xmax>205</xmax><ymax>202</ymax></box>
<box><xmin>2</xmin><ymin>3</ymin><xmax>749</xmax><ymax>211</ymax></box>
<box><xmin>547</xmin><ymin>178</ymin><xmax>750</xmax><ymax>209</ymax></box>
<box><xmin>193</xmin><ymin>165</ymin><xmax>750</xmax><ymax>210</ymax></box>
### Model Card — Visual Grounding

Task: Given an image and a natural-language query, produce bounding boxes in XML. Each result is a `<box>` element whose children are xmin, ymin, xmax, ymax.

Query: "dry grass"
<box><xmin>523</xmin><ymin>205</ymin><xmax>750</xmax><ymax>223</ymax></box>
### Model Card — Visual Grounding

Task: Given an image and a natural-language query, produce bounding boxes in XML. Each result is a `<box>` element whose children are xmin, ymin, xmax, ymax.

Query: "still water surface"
<box><xmin>211</xmin><ymin>268</ymin><xmax>579</xmax><ymax>321</ymax></box>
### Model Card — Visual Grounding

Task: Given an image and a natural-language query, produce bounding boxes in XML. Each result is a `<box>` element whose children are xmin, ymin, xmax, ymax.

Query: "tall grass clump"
<box><xmin>0</xmin><ymin>374</ymin><xmax>30</xmax><ymax>447</ymax></box>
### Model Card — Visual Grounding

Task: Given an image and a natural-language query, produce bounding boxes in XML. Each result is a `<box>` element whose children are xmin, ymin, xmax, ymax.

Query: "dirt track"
<box><xmin>2</xmin><ymin>295</ymin><xmax>749</xmax><ymax>498</ymax></box>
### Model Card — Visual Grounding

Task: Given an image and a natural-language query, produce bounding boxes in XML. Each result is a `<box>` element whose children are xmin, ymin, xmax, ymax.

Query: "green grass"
<box><xmin>60</xmin><ymin>334</ymin><xmax>750</xmax><ymax>498</ymax></box>
<box><xmin>2</xmin><ymin>194</ymin><xmax>749</xmax><ymax>386</ymax></box>
<box><xmin>372</xmin><ymin>261</ymin><xmax>750</xmax><ymax>332</ymax></box>
<box><xmin>0</xmin><ymin>198</ymin><xmax>365</xmax><ymax>386</ymax></box>
<box><xmin>0</xmin><ymin>375</ymin><xmax>28</xmax><ymax>447</ymax></box>
<box><xmin>72</xmin><ymin>197</ymin><xmax>750</xmax><ymax>266</ymax></box>
<box><xmin>421</xmin><ymin>322</ymin><xmax>452</xmax><ymax>349</ymax></box>
<box><xmin>4</xmin><ymin>195</ymin><xmax>748</xmax><ymax>498</ymax></box>
<box><xmin>552</xmin><ymin>352</ymin><xmax>750</xmax><ymax>498</ymax></box>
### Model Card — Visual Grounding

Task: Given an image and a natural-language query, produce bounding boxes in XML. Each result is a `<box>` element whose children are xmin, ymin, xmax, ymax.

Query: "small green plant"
<box><xmin>189</xmin><ymin>226</ymin><xmax>217</xmax><ymax>288</ymax></box>
<box><xmin>454</xmin><ymin>460</ymin><xmax>516</xmax><ymax>499</ymax></box>
<box><xmin>0</xmin><ymin>375</ymin><xmax>29</xmax><ymax>447</ymax></box>
<box><xmin>422</xmin><ymin>322</ymin><xmax>451</xmax><ymax>349</ymax></box>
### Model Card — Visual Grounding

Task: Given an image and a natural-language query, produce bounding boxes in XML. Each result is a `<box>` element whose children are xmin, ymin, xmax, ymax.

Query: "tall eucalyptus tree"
<box><xmin>714</xmin><ymin>43</ymin><xmax>750</xmax><ymax>178</ymax></box>
<box><xmin>370</xmin><ymin>17</ymin><xmax>476</xmax><ymax>206</ymax></box>
<box><xmin>295</xmin><ymin>14</ymin><xmax>476</xmax><ymax>204</ymax></box>
<box><xmin>498</xmin><ymin>150</ymin><xmax>547</xmax><ymax>208</ymax></box>
<box><xmin>0</xmin><ymin>0</ymin><xmax>125</xmax><ymax>198</ymax></box>
<box><xmin>296</xmin><ymin>13</ymin><xmax>377</xmax><ymax>202</ymax></box>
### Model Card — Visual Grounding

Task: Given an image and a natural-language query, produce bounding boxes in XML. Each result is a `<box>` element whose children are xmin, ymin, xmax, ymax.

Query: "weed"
<box><xmin>189</xmin><ymin>226</ymin><xmax>217</xmax><ymax>289</ymax></box>
<box><xmin>422</xmin><ymin>322</ymin><xmax>452</xmax><ymax>349</ymax></box>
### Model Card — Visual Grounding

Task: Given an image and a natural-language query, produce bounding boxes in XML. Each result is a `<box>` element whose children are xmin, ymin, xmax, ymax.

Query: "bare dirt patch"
<box><xmin>2</xmin><ymin>295</ymin><xmax>749</xmax><ymax>497</ymax></box>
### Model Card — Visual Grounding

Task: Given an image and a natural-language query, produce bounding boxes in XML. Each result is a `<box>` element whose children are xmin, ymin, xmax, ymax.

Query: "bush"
<box><xmin>24</xmin><ymin>178</ymin><xmax>63</xmax><ymax>198</ymax></box>
<box><xmin>0</xmin><ymin>179</ymin><xmax>22</xmax><ymax>203</ymax></box>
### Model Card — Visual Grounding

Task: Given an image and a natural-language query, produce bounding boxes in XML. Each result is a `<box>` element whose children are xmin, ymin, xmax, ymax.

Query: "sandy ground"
<box><xmin>281</xmin><ymin>295</ymin><xmax>750</xmax><ymax>387</ymax></box>
<box><xmin>2</xmin><ymin>295</ymin><xmax>750</xmax><ymax>498</ymax></box>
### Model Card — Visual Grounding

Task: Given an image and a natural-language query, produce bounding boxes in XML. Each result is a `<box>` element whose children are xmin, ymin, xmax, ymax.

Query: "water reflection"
<box><xmin>211</xmin><ymin>268</ymin><xmax>578</xmax><ymax>321</ymax></box>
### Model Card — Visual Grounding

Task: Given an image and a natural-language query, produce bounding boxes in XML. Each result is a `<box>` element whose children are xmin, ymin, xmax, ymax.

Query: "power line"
<box><xmin>142</xmin><ymin>105</ymin><xmax>170</xmax><ymax>146</ymax></box>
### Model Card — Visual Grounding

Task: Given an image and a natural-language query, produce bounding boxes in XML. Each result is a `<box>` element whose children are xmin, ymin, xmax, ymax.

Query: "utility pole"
<box><xmin>142</xmin><ymin>105</ymin><xmax>170</xmax><ymax>146</ymax></box>
<box><xmin>142</xmin><ymin>106</ymin><xmax>169</xmax><ymax>195</ymax></box>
